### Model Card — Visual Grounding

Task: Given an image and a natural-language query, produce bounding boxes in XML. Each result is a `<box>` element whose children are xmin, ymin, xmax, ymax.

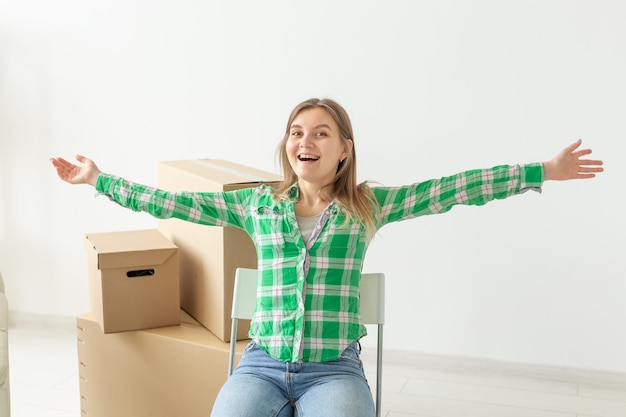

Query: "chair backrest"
<box><xmin>359</xmin><ymin>272</ymin><xmax>385</xmax><ymax>325</ymax></box>
<box><xmin>230</xmin><ymin>268</ymin><xmax>257</xmax><ymax>321</ymax></box>
<box><xmin>228</xmin><ymin>268</ymin><xmax>385</xmax><ymax>417</ymax></box>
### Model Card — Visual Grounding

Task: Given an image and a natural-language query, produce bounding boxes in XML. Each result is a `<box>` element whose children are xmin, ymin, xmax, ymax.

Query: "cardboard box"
<box><xmin>77</xmin><ymin>310</ymin><xmax>249</xmax><ymax>417</ymax></box>
<box><xmin>157</xmin><ymin>159</ymin><xmax>282</xmax><ymax>341</ymax></box>
<box><xmin>84</xmin><ymin>229</ymin><xmax>180</xmax><ymax>333</ymax></box>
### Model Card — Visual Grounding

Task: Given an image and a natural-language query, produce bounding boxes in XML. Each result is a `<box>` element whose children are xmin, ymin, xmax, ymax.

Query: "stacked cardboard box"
<box><xmin>83</xmin><ymin>229</ymin><xmax>180</xmax><ymax>333</ymax></box>
<box><xmin>157</xmin><ymin>159</ymin><xmax>282</xmax><ymax>341</ymax></box>
<box><xmin>77</xmin><ymin>160</ymin><xmax>283</xmax><ymax>415</ymax></box>
<box><xmin>78</xmin><ymin>310</ymin><xmax>248</xmax><ymax>417</ymax></box>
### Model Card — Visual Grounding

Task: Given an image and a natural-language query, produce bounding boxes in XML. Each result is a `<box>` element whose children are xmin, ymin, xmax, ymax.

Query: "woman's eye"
<box><xmin>315</xmin><ymin>132</ymin><xmax>327</xmax><ymax>137</ymax></box>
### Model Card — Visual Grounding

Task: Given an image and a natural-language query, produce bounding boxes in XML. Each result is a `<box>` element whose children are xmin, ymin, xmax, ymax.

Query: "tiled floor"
<box><xmin>8</xmin><ymin>313</ymin><xmax>79</xmax><ymax>417</ymax></box>
<box><xmin>7</xmin><ymin>312</ymin><xmax>626</xmax><ymax>417</ymax></box>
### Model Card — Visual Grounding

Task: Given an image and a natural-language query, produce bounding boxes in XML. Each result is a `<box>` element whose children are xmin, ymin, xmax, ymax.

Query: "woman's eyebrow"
<box><xmin>290</xmin><ymin>123</ymin><xmax>333</xmax><ymax>130</ymax></box>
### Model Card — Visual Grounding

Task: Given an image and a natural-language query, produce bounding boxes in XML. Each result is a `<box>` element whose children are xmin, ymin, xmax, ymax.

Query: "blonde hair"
<box><xmin>275</xmin><ymin>98</ymin><xmax>379</xmax><ymax>236</ymax></box>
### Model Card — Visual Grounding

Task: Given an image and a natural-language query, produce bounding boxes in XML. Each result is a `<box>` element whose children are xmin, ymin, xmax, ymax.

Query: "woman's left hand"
<box><xmin>542</xmin><ymin>140</ymin><xmax>604</xmax><ymax>181</ymax></box>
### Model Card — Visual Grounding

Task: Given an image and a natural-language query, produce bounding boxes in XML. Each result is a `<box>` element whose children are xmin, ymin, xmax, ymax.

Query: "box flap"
<box><xmin>158</xmin><ymin>159</ymin><xmax>282</xmax><ymax>186</ymax></box>
<box><xmin>84</xmin><ymin>229</ymin><xmax>178</xmax><ymax>270</ymax></box>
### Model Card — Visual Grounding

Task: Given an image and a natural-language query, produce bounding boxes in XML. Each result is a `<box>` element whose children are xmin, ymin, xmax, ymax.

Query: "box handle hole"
<box><xmin>126</xmin><ymin>269</ymin><xmax>155</xmax><ymax>278</ymax></box>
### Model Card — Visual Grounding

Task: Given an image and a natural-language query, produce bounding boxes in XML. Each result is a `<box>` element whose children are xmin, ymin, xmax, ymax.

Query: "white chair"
<box><xmin>228</xmin><ymin>268</ymin><xmax>385</xmax><ymax>417</ymax></box>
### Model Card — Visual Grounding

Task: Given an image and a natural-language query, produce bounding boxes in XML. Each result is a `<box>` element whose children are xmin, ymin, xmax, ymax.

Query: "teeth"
<box><xmin>298</xmin><ymin>154</ymin><xmax>319</xmax><ymax>161</ymax></box>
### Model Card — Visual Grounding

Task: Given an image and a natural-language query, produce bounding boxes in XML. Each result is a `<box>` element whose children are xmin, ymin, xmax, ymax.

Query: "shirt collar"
<box><xmin>287</xmin><ymin>183</ymin><xmax>339</xmax><ymax>215</ymax></box>
<box><xmin>287</xmin><ymin>183</ymin><xmax>300</xmax><ymax>201</ymax></box>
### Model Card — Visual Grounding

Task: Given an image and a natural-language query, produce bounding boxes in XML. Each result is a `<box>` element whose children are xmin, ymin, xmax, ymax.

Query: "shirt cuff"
<box><xmin>520</xmin><ymin>162</ymin><xmax>544</xmax><ymax>194</ymax></box>
<box><xmin>94</xmin><ymin>173</ymin><xmax>117</xmax><ymax>200</ymax></box>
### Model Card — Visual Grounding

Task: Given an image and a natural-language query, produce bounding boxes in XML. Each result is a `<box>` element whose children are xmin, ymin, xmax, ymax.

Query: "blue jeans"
<box><xmin>211</xmin><ymin>341</ymin><xmax>375</xmax><ymax>417</ymax></box>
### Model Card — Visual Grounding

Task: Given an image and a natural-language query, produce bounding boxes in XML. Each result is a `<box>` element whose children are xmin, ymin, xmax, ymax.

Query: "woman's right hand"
<box><xmin>50</xmin><ymin>154</ymin><xmax>102</xmax><ymax>186</ymax></box>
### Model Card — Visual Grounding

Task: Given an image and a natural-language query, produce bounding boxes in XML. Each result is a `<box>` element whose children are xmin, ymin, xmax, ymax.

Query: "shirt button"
<box><xmin>295</xmin><ymin>330</ymin><xmax>301</xmax><ymax>337</ymax></box>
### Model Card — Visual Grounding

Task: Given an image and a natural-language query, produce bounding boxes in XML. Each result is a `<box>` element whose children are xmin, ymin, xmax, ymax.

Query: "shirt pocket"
<box><xmin>252</xmin><ymin>206</ymin><xmax>286</xmax><ymax>249</ymax></box>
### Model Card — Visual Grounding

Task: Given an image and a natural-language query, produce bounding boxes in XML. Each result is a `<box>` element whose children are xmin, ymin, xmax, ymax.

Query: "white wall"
<box><xmin>1</xmin><ymin>0</ymin><xmax>624</xmax><ymax>373</ymax></box>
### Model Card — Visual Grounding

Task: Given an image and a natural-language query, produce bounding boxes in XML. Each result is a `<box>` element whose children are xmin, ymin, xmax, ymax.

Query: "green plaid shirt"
<box><xmin>96</xmin><ymin>163</ymin><xmax>543</xmax><ymax>363</ymax></box>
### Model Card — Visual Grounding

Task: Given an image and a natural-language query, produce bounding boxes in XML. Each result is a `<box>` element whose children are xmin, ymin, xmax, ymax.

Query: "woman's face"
<box><xmin>285</xmin><ymin>107</ymin><xmax>351</xmax><ymax>188</ymax></box>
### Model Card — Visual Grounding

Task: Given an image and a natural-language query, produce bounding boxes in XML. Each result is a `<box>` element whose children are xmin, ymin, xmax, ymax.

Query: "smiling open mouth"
<box><xmin>298</xmin><ymin>155</ymin><xmax>320</xmax><ymax>162</ymax></box>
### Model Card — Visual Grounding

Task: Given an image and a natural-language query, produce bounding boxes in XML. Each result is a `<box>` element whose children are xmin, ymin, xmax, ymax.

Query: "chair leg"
<box><xmin>228</xmin><ymin>319</ymin><xmax>238</xmax><ymax>376</ymax></box>
<box><xmin>376</xmin><ymin>324</ymin><xmax>383</xmax><ymax>417</ymax></box>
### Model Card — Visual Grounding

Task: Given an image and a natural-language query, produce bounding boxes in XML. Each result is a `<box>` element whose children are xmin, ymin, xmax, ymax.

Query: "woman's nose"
<box><xmin>299</xmin><ymin>134</ymin><xmax>313</xmax><ymax>147</ymax></box>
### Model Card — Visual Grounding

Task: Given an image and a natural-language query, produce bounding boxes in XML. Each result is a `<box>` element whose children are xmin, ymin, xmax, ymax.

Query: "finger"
<box><xmin>54</xmin><ymin>158</ymin><xmax>76</xmax><ymax>171</ymax></box>
<box><xmin>576</xmin><ymin>173</ymin><xmax>597</xmax><ymax>179</ymax></box>
<box><xmin>578</xmin><ymin>166</ymin><xmax>604</xmax><ymax>173</ymax></box>
<box><xmin>578</xmin><ymin>159</ymin><xmax>604</xmax><ymax>166</ymax></box>
<box><xmin>574</xmin><ymin>148</ymin><xmax>593</xmax><ymax>158</ymax></box>
<box><xmin>55</xmin><ymin>165</ymin><xmax>73</xmax><ymax>178</ymax></box>
<box><xmin>566</xmin><ymin>139</ymin><xmax>583</xmax><ymax>153</ymax></box>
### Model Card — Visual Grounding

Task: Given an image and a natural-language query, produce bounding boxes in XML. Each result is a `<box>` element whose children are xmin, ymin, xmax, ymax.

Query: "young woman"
<box><xmin>51</xmin><ymin>98</ymin><xmax>603</xmax><ymax>417</ymax></box>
